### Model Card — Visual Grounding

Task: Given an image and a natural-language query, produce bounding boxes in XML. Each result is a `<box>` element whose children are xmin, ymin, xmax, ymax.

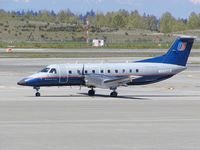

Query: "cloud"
<box><xmin>116</xmin><ymin>0</ymin><xmax>135</xmax><ymax>5</ymax></box>
<box><xmin>190</xmin><ymin>0</ymin><xmax>200</xmax><ymax>4</ymax></box>
<box><xmin>81</xmin><ymin>0</ymin><xmax>135</xmax><ymax>5</ymax></box>
<box><xmin>96</xmin><ymin>0</ymin><xmax>103</xmax><ymax>3</ymax></box>
<box><xmin>13</xmin><ymin>0</ymin><xmax>30</xmax><ymax>3</ymax></box>
<box><xmin>85</xmin><ymin>0</ymin><xmax>103</xmax><ymax>4</ymax></box>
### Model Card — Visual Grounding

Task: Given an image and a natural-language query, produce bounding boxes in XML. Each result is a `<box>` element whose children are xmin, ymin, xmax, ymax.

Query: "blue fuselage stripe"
<box><xmin>25</xmin><ymin>74</ymin><xmax>174</xmax><ymax>87</ymax></box>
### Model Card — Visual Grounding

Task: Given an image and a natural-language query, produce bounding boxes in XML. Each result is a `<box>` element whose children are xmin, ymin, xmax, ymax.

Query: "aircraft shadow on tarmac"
<box><xmin>29</xmin><ymin>93</ymin><xmax>199</xmax><ymax>100</ymax></box>
<box><xmin>79</xmin><ymin>93</ymin><xmax>148</xmax><ymax>100</ymax></box>
<box><xmin>79</xmin><ymin>93</ymin><xmax>200</xmax><ymax>99</ymax></box>
<box><xmin>30</xmin><ymin>93</ymin><xmax>148</xmax><ymax>100</ymax></box>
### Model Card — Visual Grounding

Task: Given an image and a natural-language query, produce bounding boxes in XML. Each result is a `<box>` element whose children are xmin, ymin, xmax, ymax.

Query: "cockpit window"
<box><xmin>40</xmin><ymin>68</ymin><xmax>50</xmax><ymax>73</ymax></box>
<box><xmin>49</xmin><ymin>68</ymin><xmax>57</xmax><ymax>74</ymax></box>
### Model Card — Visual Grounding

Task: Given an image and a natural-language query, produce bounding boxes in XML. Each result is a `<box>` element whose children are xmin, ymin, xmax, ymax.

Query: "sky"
<box><xmin>0</xmin><ymin>0</ymin><xmax>200</xmax><ymax>18</ymax></box>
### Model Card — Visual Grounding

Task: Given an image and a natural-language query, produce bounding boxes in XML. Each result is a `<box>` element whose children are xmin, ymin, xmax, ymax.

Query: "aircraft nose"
<box><xmin>17</xmin><ymin>78</ymin><xmax>26</xmax><ymax>86</ymax></box>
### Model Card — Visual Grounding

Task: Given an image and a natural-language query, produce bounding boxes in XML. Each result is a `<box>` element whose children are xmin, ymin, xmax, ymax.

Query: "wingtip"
<box><xmin>174</xmin><ymin>34</ymin><xmax>197</xmax><ymax>39</ymax></box>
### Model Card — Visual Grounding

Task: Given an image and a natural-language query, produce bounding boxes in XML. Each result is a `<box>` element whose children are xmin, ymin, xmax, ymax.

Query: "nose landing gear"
<box><xmin>34</xmin><ymin>87</ymin><xmax>41</xmax><ymax>97</ymax></box>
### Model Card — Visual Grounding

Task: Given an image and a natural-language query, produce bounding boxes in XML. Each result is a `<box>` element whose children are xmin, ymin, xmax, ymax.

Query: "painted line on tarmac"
<box><xmin>0</xmin><ymin>119</ymin><xmax>200</xmax><ymax>125</ymax></box>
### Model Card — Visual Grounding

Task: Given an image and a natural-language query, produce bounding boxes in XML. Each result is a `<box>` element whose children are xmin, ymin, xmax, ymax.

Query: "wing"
<box><xmin>84</xmin><ymin>74</ymin><xmax>141</xmax><ymax>89</ymax></box>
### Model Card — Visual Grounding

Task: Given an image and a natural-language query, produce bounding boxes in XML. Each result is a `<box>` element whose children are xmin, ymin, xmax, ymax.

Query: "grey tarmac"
<box><xmin>0</xmin><ymin>57</ymin><xmax>200</xmax><ymax>150</ymax></box>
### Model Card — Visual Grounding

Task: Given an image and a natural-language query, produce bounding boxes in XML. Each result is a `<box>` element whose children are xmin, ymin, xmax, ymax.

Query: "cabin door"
<box><xmin>58</xmin><ymin>65</ymin><xmax>68</xmax><ymax>84</ymax></box>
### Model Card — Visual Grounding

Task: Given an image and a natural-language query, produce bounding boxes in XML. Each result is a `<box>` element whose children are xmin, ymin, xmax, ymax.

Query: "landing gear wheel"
<box><xmin>35</xmin><ymin>92</ymin><xmax>41</xmax><ymax>97</ymax></box>
<box><xmin>88</xmin><ymin>90</ymin><xmax>95</xmax><ymax>96</ymax></box>
<box><xmin>34</xmin><ymin>87</ymin><xmax>41</xmax><ymax>97</ymax></box>
<box><xmin>110</xmin><ymin>91</ymin><xmax>118</xmax><ymax>97</ymax></box>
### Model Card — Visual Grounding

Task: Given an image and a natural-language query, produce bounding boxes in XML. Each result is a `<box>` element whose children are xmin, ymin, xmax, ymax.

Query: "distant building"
<box><xmin>92</xmin><ymin>39</ymin><xmax>104</xmax><ymax>47</ymax></box>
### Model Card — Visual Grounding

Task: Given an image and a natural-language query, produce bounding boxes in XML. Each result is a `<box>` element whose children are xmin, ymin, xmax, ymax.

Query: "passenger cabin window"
<box><xmin>49</xmin><ymin>68</ymin><xmax>57</xmax><ymax>74</ymax></box>
<box><xmin>101</xmin><ymin>70</ymin><xmax>104</xmax><ymax>74</ymax></box>
<box><xmin>130</xmin><ymin>69</ymin><xmax>132</xmax><ymax>73</ymax></box>
<box><xmin>40</xmin><ymin>68</ymin><xmax>50</xmax><ymax>73</ymax></box>
<box><xmin>69</xmin><ymin>70</ymin><xmax>72</xmax><ymax>74</ymax></box>
<box><xmin>122</xmin><ymin>69</ymin><xmax>126</xmax><ymax>73</ymax></box>
<box><xmin>92</xmin><ymin>70</ymin><xmax>95</xmax><ymax>74</ymax></box>
<box><xmin>136</xmin><ymin>69</ymin><xmax>139</xmax><ymax>73</ymax></box>
<box><xmin>115</xmin><ymin>70</ymin><xmax>118</xmax><ymax>73</ymax></box>
<box><xmin>107</xmin><ymin>70</ymin><xmax>111</xmax><ymax>73</ymax></box>
<box><xmin>85</xmin><ymin>70</ymin><xmax>88</xmax><ymax>74</ymax></box>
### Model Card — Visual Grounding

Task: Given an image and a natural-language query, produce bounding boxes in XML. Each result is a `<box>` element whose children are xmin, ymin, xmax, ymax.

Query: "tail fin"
<box><xmin>137</xmin><ymin>36</ymin><xmax>195</xmax><ymax>66</ymax></box>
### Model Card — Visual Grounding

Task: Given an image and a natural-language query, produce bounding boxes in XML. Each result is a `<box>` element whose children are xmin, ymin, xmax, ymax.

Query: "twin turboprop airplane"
<box><xmin>18</xmin><ymin>36</ymin><xmax>195</xmax><ymax>97</ymax></box>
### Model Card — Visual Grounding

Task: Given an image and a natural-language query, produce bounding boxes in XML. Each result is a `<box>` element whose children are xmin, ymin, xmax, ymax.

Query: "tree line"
<box><xmin>0</xmin><ymin>9</ymin><xmax>200</xmax><ymax>33</ymax></box>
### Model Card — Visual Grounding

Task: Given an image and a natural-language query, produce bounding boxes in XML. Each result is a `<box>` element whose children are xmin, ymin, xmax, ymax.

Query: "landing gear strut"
<box><xmin>110</xmin><ymin>88</ymin><xmax>118</xmax><ymax>97</ymax></box>
<box><xmin>88</xmin><ymin>88</ymin><xmax>95</xmax><ymax>96</ymax></box>
<box><xmin>34</xmin><ymin>87</ymin><xmax>41</xmax><ymax>97</ymax></box>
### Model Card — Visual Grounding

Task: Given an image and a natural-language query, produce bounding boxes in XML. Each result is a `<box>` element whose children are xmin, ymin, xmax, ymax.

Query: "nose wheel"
<box><xmin>36</xmin><ymin>92</ymin><xmax>40</xmax><ymax>97</ymax></box>
<box><xmin>34</xmin><ymin>87</ymin><xmax>41</xmax><ymax>97</ymax></box>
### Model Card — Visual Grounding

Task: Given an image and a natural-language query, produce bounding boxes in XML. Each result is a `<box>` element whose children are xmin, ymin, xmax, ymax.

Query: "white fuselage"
<box><xmin>25</xmin><ymin>62</ymin><xmax>186</xmax><ymax>88</ymax></box>
<box><xmin>39</xmin><ymin>62</ymin><xmax>186</xmax><ymax>78</ymax></box>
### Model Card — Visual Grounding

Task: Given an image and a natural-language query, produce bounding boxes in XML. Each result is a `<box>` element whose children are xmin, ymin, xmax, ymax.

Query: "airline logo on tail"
<box><xmin>178</xmin><ymin>42</ymin><xmax>187</xmax><ymax>51</ymax></box>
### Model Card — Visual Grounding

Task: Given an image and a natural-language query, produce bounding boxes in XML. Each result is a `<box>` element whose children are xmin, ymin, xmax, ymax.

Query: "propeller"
<box><xmin>79</xmin><ymin>64</ymin><xmax>85</xmax><ymax>90</ymax></box>
<box><xmin>82</xmin><ymin>64</ymin><xmax>85</xmax><ymax>76</ymax></box>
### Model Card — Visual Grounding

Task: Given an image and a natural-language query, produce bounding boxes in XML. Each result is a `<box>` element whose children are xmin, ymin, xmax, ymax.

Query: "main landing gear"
<box><xmin>110</xmin><ymin>88</ymin><xmax>118</xmax><ymax>97</ymax></box>
<box><xmin>110</xmin><ymin>91</ymin><xmax>118</xmax><ymax>97</ymax></box>
<box><xmin>88</xmin><ymin>88</ymin><xmax>95</xmax><ymax>96</ymax></box>
<box><xmin>34</xmin><ymin>87</ymin><xmax>41</xmax><ymax>97</ymax></box>
<box><xmin>87</xmin><ymin>87</ymin><xmax>118</xmax><ymax>97</ymax></box>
